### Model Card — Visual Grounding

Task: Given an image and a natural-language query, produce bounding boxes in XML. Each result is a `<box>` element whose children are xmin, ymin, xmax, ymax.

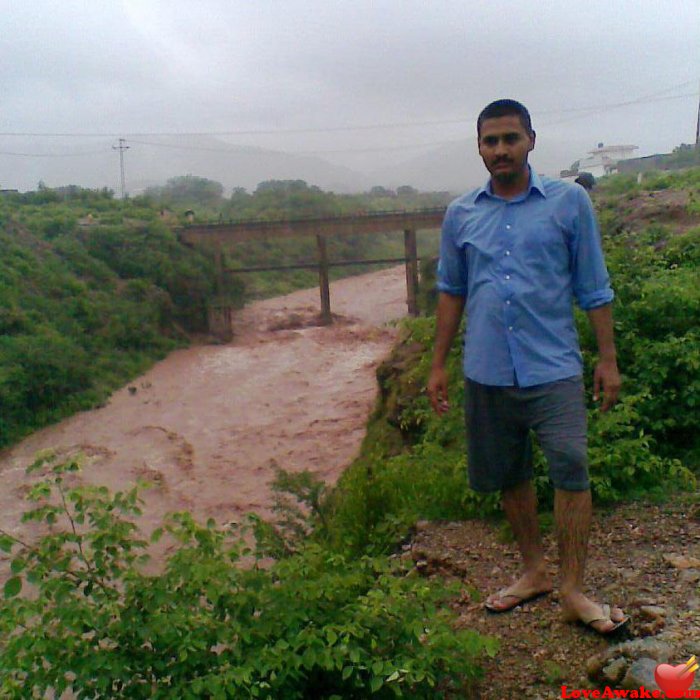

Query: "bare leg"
<box><xmin>556</xmin><ymin>488</ymin><xmax>625</xmax><ymax>632</ymax></box>
<box><xmin>486</xmin><ymin>480</ymin><xmax>553</xmax><ymax>610</ymax></box>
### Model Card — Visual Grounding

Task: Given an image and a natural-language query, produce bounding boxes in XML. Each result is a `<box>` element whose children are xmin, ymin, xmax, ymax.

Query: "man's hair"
<box><xmin>477</xmin><ymin>99</ymin><xmax>533</xmax><ymax>137</ymax></box>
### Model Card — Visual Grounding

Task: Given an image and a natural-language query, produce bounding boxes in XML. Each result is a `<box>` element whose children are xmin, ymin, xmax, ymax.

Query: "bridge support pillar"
<box><xmin>404</xmin><ymin>228</ymin><xmax>419</xmax><ymax>316</ymax></box>
<box><xmin>208</xmin><ymin>243</ymin><xmax>233</xmax><ymax>341</ymax></box>
<box><xmin>207</xmin><ymin>302</ymin><xmax>233</xmax><ymax>342</ymax></box>
<box><xmin>316</xmin><ymin>234</ymin><xmax>332</xmax><ymax>325</ymax></box>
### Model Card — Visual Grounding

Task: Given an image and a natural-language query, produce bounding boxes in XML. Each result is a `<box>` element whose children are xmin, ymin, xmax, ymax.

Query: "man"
<box><xmin>427</xmin><ymin>99</ymin><xmax>627</xmax><ymax>634</ymax></box>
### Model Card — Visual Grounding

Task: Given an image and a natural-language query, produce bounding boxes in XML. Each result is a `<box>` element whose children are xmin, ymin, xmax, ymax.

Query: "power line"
<box><xmin>0</xmin><ymin>80</ymin><xmax>695</xmax><ymax>139</ymax></box>
<box><xmin>0</xmin><ymin>148</ymin><xmax>112</xmax><ymax>157</ymax></box>
<box><xmin>0</xmin><ymin>87</ymin><xmax>695</xmax><ymax>159</ymax></box>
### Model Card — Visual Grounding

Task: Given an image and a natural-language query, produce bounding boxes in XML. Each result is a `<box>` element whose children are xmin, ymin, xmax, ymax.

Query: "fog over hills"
<box><xmin>369</xmin><ymin>135</ymin><xmax>597</xmax><ymax>193</ymax></box>
<box><xmin>0</xmin><ymin>135</ymin><xmax>370</xmax><ymax>195</ymax></box>
<box><xmin>1</xmin><ymin>131</ymin><xmax>600</xmax><ymax>197</ymax></box>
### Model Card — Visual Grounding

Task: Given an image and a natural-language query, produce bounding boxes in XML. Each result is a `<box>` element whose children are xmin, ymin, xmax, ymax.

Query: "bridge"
<box><xmin>177</xmin><ymin>207</ymin><xmax>447</xmax><ymax>338</ymax></box>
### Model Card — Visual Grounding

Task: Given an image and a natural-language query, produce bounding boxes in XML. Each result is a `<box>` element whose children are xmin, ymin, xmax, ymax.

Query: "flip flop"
<box><xmin>484</xmin><ymin>589</ymin><xmax>551</xmax><ymax>613</ymax></box>
<box><xmin>578</xmin><ymin>603</ymin><xmax>630</xmax><ymax>635</ymax></box>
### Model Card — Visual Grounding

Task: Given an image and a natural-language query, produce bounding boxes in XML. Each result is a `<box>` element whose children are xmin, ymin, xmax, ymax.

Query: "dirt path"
<box><xmin>409</xmin><ymin>495</ymin><xmax>700</xmax><ymax>698</ymax></box>
<box><xmin>0</xmin><ymin>266</ymin><xmax>408</xmax><ymax>560</ymax></box>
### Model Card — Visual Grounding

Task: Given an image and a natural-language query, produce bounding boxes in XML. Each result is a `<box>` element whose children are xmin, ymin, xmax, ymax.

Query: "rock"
<box><xmin>586</xmin><ymin>654</ymin><xmax>607</xmax><ymax>679</ymax></box>
<box><xmin>630</xmin><ymin>596</ymin><xmax>657</xmax><ymax>607</ymax></box>
<box><xmin>587</xmin><ymin>638</ymin><xmax>674</xmax><ymax>683</ymax></box>
<box><xmin>679</xmin><ymin>568</ymin><xmax>700</xmax><ymax>584</ymax></box>
<box><xmin>663</xmin><ymin>554</ymin><xmax>700</xmax><ymax>569</ymax></box>
<box><xmin>602</xmin><ymin>658</ymin><xmax>628</xmax><ymax>685</ymax></box>
<box><xmin>414</xmin><ymin>520</ymin><xmax>431</xmax><ymax>533</ymax></box>
<box><xmin>639</xmin><ymin>605</ymin><xmax>666</xmax><ymax>620</ymax></box>
<box><xmin>621</xmin><ymin>658</ymin><xmax>660</xmax><ymax>692</ymax></box>
<box><xmin>687</xmin><ymin>597</ymin><xmax>700</xmax><ymax>611</ymax></box>
<box><xmin>638</xmin><ymin>618</ymin><xmax>665</xmax><ymax>637</ymax></box>
<box><xmin>610</xmin><ymin>638</ymin><xmax>673</xmax><ymax>662</ymax></box>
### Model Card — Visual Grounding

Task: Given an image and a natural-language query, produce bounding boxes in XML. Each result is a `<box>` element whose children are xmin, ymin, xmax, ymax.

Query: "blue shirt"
<box><xmin>437</xmin><ymin>168</ymin><xmax>613</xmax><ymax>388</ymax></box>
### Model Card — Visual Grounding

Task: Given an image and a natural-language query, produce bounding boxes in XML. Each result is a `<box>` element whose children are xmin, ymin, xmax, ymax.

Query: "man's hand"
<box><xmin>427</xmin><ymin>366</ymin><xmax>451</xmax><ymax>415</ymax></box>
<box><xmin>592</xmin><ymin>358</ymin><xmax>621</xmax><ymax>412</ymax></box>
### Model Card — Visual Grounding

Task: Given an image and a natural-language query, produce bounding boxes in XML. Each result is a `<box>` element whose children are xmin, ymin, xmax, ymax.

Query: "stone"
<box><xmin>663</xmin><ymin>554</ymin><xmax>700</xmax><ymax>570</ymax></box>
<box><xmin>679</xmin><ymin>568</ymin><xmax>700</xmax><ymax>584</ymax></box>
<box><xmin>613</xmin><ymin>638</ymin><xmax>673</xmax><ymax>662</ymax></box>
<box><xmin>630</xmin><ymin>596</ymin><xmax>657</xmax><ymax>607</ymax></box>
<box><xmin>602</xmin><ymin>657</ymin><xmax>628</xmax><ymax>685</ymax></box>
<box><xmin>621</xmin><ymin>658</ymin><xmax>660</xmax><ymax>692</ymax></box>
<box><xmin>687</xmin><ymin>597</ymin><xmax>700</xmax><ymax>611</ymax></box>
<box><xmin>586</xmin><ymin>654</ymin><xmax>607</xmax><ymax>679</ymax></box>
<box><xmin>639</xmin><ymin>605</ymin><xmax>667</xmax><ymax>620</ymax></box>
<box><xmin>638</xmin><ymin>618</ymin><xmax>665</xmax><ymax>637</ymax></box>
<box><xmin>587</xmin><ymin>638</ymin><xmax>674</xmax><ymax>683</ymax></box>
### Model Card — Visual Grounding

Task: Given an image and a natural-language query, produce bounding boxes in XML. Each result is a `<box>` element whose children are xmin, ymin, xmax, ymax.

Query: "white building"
<box><xmin>561</xmin><ymin>143</ymin><xmax>639</xmax><ymax>180</ymax></box>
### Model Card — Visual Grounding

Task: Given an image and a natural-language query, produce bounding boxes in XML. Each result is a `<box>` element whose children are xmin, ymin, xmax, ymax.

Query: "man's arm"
<box><xmin>427</xmin><ymin>292</ymin><xmax>466</xmax><ymax>415</ymax></box>
<box><xmin>586</xmin><ymin>303</ymin><xmax>621</xmax><ymax>412</ymax></box>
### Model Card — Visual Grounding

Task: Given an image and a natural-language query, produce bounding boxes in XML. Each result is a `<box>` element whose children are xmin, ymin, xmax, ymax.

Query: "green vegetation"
<box><xmin>0</xmin><ymin>179</ymin><xmax>446</xmax><ymax>448</ymax></box>
<box><xmin>146</xmin><ymin>177</ymin><xmax>446</xmax><ymax>299</ymax></box>
<box><xmin>0</xmin><ymin>456</ymin><xmax>495</xmax><ymax>698</ymax></box>
<box><xmin>596</xmin><ymin>161</ymin><xmax>700</xmax><ymax>195</ymax></box>
<box><xmin>0</xmin><ymin>188</ymin><xmax>231</xmax><ymax>448</ymax></box>
<box><xmin>2</xmin><ymin>170</ymin><xmax>699</xmax><ymax>697</ymax></box>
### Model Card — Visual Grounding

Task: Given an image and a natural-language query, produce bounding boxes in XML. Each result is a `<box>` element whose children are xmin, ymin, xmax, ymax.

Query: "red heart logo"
<box><xmin>654</xmin><ymin>663</ymin><xmax>695</xmax><ymax>698</ymax></box>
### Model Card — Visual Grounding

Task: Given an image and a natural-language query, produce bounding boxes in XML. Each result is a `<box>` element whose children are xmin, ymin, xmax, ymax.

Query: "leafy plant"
<box><xmin>0</xmin><ymin>456</ymin><xmax>496</xmax><ymax>699</ymax></box>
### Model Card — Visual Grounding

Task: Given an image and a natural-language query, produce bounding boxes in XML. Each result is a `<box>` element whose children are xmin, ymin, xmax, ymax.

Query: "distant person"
<box><xmin>575</xmin><ymin>172</ymin><xmax>595</xmax><ymax>191</ymax></box>
<box><xmin>427</xmin><ymin>99</ymin><xmax>627</xmax><ymax>634</ymax></box>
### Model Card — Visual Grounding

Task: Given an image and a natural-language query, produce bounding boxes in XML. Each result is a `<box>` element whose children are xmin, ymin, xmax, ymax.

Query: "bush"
<box><xmin>0</xmin><ymin>457</ymin><xmax>496</xmax><ymax>699</ymax></box>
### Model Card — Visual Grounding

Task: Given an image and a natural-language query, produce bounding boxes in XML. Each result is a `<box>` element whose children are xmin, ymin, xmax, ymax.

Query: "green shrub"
<box><xmin>0</xmin><ymin>457</ymin><xmax>496</xmax><ymax>699</ymax></box>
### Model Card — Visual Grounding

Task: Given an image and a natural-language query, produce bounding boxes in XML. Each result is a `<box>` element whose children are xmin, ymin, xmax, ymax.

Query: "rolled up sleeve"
<box><xmin>571</xmin><ymin>188</ymin><xmax>614</xmax><ymax>310</ymax></box>
<box><xmin>436</xmin><ymin>205</ymin><xmax>468</xmax><ymax>296</ymax></box>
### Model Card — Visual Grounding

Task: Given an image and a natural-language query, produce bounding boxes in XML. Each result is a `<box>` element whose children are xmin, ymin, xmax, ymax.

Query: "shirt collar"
<box><xmin>475</xmin><ymin>165</ymin><xmax>547</xmax><ymax>201</ymax></box>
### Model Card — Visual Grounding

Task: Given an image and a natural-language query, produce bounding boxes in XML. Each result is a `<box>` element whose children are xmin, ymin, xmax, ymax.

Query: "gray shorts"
<box><xmin>464</xmin><ymin>376</ymin><xmax>590</xmax><ymax>493</ymax></box>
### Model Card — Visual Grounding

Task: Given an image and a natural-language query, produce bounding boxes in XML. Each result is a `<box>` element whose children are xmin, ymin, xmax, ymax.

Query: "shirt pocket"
<box><xmin>519</xmin><ymin>215</ymin><xmax>569</xmax><ymax>271</ymax></box>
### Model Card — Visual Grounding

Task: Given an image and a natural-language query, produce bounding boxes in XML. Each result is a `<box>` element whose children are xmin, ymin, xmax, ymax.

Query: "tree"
<box><xmin>147</xmin><ymin>175</ymin><xmax>225</xmax><ymax>207</ymax></box>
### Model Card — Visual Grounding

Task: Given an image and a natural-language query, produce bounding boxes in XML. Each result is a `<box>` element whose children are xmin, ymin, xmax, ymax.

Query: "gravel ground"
<box><xmin>408</xmin><ymin>494</ymin><xmax>700</xmax><ymax>699</ymax></box>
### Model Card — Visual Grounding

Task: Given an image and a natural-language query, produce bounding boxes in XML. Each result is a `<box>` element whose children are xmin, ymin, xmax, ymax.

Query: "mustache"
<box><xmin>492</xmin><ymin>157</ymin><xmax>514</xmax><ymax>165</ymax></box>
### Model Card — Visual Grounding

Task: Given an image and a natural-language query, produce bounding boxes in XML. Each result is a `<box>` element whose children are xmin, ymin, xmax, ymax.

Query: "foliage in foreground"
<box><xmin>0</xmin><ymin>456</ymin><xmax>495</xmax><ymax>699</ymax></box>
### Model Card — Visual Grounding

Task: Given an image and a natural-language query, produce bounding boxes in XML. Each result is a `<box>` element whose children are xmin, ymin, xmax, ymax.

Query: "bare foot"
<box><xmin>561</xmin><ymin>591</ymin><xmax>628</xmax><ymax>634</ymax></box>
<box><xmin>485</xmin><ymin>570</ymin><xmax>553</xmax><ymax>612</ymax></box>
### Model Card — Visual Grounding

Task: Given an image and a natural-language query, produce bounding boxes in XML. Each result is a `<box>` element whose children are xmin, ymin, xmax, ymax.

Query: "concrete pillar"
<box><xmin>316</xmin><ymin>234</ymin><xmax>332</xmax><ymax>325</ymax></box>
<box><xmin>207</xmin><ymin>303</ymin><xmax>233</xmax><ymax>342</ymax></box>
<box><xmin>209</xmin><ymin>243</ymin><xmax>232</xmax><ymax>341</ymax></box>
<box><xmin>404</xmin><ymin>228</ymin><xmax>419</xmax><ymax>317</ymax></box>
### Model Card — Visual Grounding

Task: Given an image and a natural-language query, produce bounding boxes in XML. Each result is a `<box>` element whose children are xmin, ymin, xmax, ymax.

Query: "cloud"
<box><xmin>0</xmin><ymin>0</ymin><xmax>698</xmax><ymax>190</ymax></box>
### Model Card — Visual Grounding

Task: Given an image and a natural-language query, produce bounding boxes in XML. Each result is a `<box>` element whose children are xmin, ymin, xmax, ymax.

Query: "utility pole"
<box><xmin>695</xmin><ymin>81</ymin><xmax>700</xmax><ymax>148</ymax></box>
<box><xmin>112</xmin><ymin>138</ymin><xmax>130</xmax><ymax>198</ymax></box>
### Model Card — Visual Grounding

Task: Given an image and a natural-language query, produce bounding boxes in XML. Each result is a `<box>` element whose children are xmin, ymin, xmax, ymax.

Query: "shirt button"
<box><xmin>506</xmin><ymin>225</ymin><xmax>512</xmax><ymax>230</ymax></box>
<box><xmin>505</xmin><ymin>275</ymin><xmax>511</xmax><ymax>280</ymax></box>
<box><xmin>508</xmin><ymin>326</ymin><xmax>513</xmax><ymax>331</ymax></box>
<box><xmin>506</xmin><ymin>300</ymin><xmax>511</xmax><ymax>305</ymax></box>
<box><xmin>505</xmin><ymin>250</ymin><xmax>511</xmax><ymax>256</ymax></box>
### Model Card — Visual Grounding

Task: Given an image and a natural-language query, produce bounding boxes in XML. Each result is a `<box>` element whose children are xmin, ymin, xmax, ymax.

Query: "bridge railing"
<box><xmin>182</xmin><ymin>206</ymin><xmax>448</xmax><ymax>229</ymax></box>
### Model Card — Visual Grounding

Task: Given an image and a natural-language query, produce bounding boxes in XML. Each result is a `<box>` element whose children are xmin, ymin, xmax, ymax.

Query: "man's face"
<box><xmin>478</xmin><ymin>115</ymin><xmax>535</xmax><ymax>184</ymax></box>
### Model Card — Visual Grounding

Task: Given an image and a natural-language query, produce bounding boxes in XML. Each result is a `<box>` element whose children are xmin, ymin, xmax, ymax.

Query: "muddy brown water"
<box><xmin>0</xmin><ymin>266</ymin><xmax>409</xmax><ymax>578</ymax></box>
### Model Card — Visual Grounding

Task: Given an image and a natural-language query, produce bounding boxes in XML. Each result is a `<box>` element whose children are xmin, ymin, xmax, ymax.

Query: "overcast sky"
<box><xmin>1</xmin><ymin>0</ymin><xmax>698</xmax><ymax>191</ymax></box>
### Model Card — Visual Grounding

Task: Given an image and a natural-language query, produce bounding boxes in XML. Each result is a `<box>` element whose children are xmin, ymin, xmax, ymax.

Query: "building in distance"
<box><xmin>561</xmin><ymin>142</ymin><xmax>639</xmax><ymax>181</ymax></box>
